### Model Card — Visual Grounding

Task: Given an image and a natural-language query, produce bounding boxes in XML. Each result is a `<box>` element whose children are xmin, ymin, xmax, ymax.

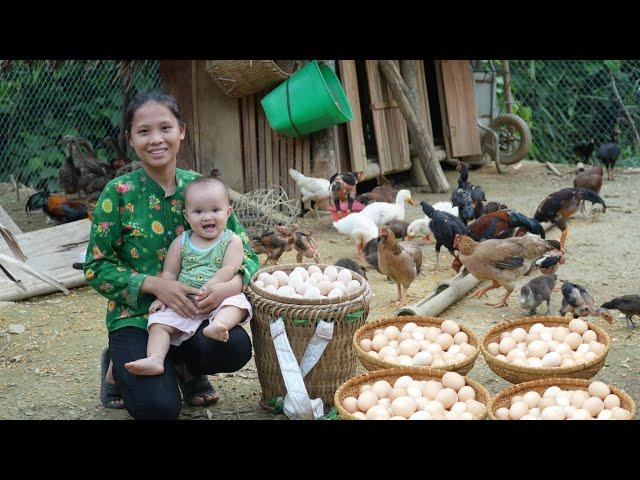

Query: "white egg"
<box><xmin>323</xmin><ymin>266</ymin><xmax>339</xmax><ymax>281</ymax></box>
<box><xmin>540</xmin><ymin>328</ymin><xmax>554</xmax><ymax>342</ymax></box>
<box><xmin>453</xmin><ymin>331</ymin><xmax>468</xmax><ymax>345</ymax></box>
<box><xmin>254</xmin><ymin>280</ymin><xmax>265</xmax><ymax>289</ymax></box>
<box><xmin>345</xmin><ymin>280</ymin><xmax>361</xmax><ymax>294</ymax></box>
<box><xmin>257</xmin><ymin>272</ymin><xmax>272</xmax><ymax>283</ymax></box>
<box><xmin>331</xmin><ymin>281</ymin><xmax>347</xmax><ymax>294</ymax></box>
<box><xmin>393</xmin><ymin>376</ymin><xmax>414</xmax><ymax>389</ymax></box>
<box><xmin>262</xmin><ymin>274</ymin><xmax>279</xmax><ymax>289</ymax></box>
<box><xmin>440</xmin><ymin>320</ymin><xmax>460</xmax><ymax>336</ymax></box>
<box><xmin>397</xmin><ymin>355</ymin><xmax>414</xmax><ymax>366</ymax></box>
<box><xmin>451</xmin><ymin>402</ymin><xmax>467</xmax><ymax>415</ymax></box>
<box><xmin>447</xmin><ymin>344</ymin><xmax>461</xmax><ymax>356</ymax></box>
<box><xmin>264</xmin><ymin>284</ymin><xmax>278</xmax><ymax>294</ymax></box>
<box><xmin>277</xmin><ymin>285</ymin><xmax>296</xmax><ymax>297</ymax></box>
<box><xmin>293</xmin><ymin>267</ymin><xmax>309</xmax><ymax>280</ymax></box>
<box><xmin>461</xmin><ymin>343</ymin><xmax>476</xmax><ymax>357</ymax></box>
<box><xmin>425</xmin><ymin>327</ymin><xmax>441</xmax><ymax>342</ymax></box>
<box><xmin>511</xmin><ymin>328</ymin><xmax>527</xmax><ymax>343</ymax></box>
<box><xmin>543</xmin><ymin>386</ymin><xmax>562</xmax><ymax>399</ymax></box>
<box><xmin>411</xmin><ymin>329</ymin><xmax>425</xmax><ymax>341</ymax></box>
<box><xmin>327</xmin><ymin>288</ymin><xmax>343</xmax><ymax>298</ymax></box>
<box><xmin>308</xmin><ymin>272</ymin><xmax>324</xmax><ymax>285</ymax></box>
<box><xmin>272</xmin><ymin>270</ymin><xmax>289</xmax><ymax>286</ymax></box>
<box><xmin>337</xmin><ymin>269</ymin><xmax>352</xmax><ymax>284</ymax></box>
<box><xmin>569</xmin><ymin>318</ymin><xmax>588</xmax><ymax>335</ymax></box>
<box><xmin>307</xmin><ymin>265</ymin><xmax>322</xmax><ymax>276</ymax></box>
<box><xmin>316</xmin><ymin>280</ymin><xmax>333</xmax><ymax>295</ymax></box>
<box><xmin>409</xmin><ymin>411</ymin><xmax>432</xmax><ymax>420</ymax></box>
<box><xmin>487</xmin><ymin>342</ymin><xmax>501</xmax><ymax>356</ymax></box>
<box><xmin>541</xmin><ymin>406</ymin><xmax>565</xmax><ymax>420</ymax></box>
<box><xmin>542</xmin><ymin>351</ymin><xmax>562</xmax><ymax>368</ymax></box>
<box><xmin>413</xmin><ymin>351</ymin><xmax>433</xmax><ymax>366</ymax></box>
<box><xmin>295</xmin><ymin>282</ymin><xmax>310</xmax><ymax>296</ymax></box>
<box><xmin>527</xmin><ymin>340</ymin><xmax>549</xmax><ymax>359</ymax></box>
<box><xmin>303</xmin><ymin>285</ymin><xmax>321</xmax><ymax>299</ymax></box>
<box><xmin>529</xmin><ymin>323</ymin><xmax>546</xmax><ymax>335</ymax></box>
<box><xmin>383</xmin><ymin>326</ymin><xmax>401</xmax><ymax>341</ymax></box>
<box><xmin>287</xmin><ymin>275</ymin><xmax>303</xmax><ymax>291</ymax></box>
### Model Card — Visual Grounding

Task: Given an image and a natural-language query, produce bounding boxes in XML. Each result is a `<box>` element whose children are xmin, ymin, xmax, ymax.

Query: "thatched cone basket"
<box><xmin>488</xmin><ymin>377</ymin><xmax>636</xmax><ymax>420</ymax></box>
<box><xmin>353</xmin><ymin>316</ymin><xmax>480</xmax><ymax>376</ymax></box>
<box><xmin>481</xmin><ymin>316</ymin><xmax>611</xmax><ymax>384</ymax></box>
<box><xmin>246</xmin><ymin>264</ymin><xmax>372</xmax><ymax>408</ymax></box>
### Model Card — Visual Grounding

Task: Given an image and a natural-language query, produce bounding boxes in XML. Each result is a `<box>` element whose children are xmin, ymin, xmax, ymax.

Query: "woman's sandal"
<box><xmin>174</xmin><ymin>362</ymin><xmax>220</xmax><ymax>407</ymax></box>
<box><xmin>100</xmin><ymin>348</ymin><xmax>125</xmax><ymax>409</ymax></box>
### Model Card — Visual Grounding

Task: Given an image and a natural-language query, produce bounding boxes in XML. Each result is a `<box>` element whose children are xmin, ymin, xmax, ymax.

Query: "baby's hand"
<box><xmin>149</xmin><ymin>299</ymin><xmax>166</xmax><ymax>314</ymax></box>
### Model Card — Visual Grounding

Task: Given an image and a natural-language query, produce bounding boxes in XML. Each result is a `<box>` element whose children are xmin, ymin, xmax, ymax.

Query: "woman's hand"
<box><xmin>196</xmin><ymin>275</ymin><xmax>243</xmax><ymax>315</ymax></box>
<box><xmin>143</xmin><ymin>277</ymin><xmax>200</xmax><ymax>318</ymax></box>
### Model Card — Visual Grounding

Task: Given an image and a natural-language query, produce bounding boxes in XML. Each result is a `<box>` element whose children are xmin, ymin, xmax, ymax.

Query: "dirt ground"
<box><xmin>1</xmin><ymin>160</ymin><xmax>639</xmax><ymax>420</ymax></box>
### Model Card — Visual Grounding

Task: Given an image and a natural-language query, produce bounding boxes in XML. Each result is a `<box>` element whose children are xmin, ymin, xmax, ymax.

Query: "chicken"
<box><xmin>420</xmin><ymin>200</ymin><xmax>469</xmax><ymax>269</ymax></box>
<box><xmin>58</xmin><ymin>138</ymin><xmax>82</xmax><ymax>196</ymax></box>
<box><xmin>468</xmin><ymin>210</ymin><xmax>545</xmax><ymax>242</ymax></box>
<box><xmin>560</xmin><ymin>282</ymin><xmax>613</xmax><ymax>324</ymax></box>
<box><xmin>359</xmin><ymin>189</ymin><xmax>414</xmax><ymax>226</ymax></box>
<box><xmin>451</xmin><ymin>161</ymin><xmax>486</xmax><ymax>223</ymax></box>
<box><xmin>103</xmin><ymin>136</ymin><xmax>132</xmax><ymax>173</ymax></box>
<box><xmin>356</xmin><ymin>175</ymin><xmax>400</xmax><ymax>205</ymax></box>
<box><xmin>332</xmin><ymin>212</ymin><xmax>379</xmax><ymax>262</ymax></box>
<box><xmin>329</xmin><ymin>172</ymin><xmax>361</xmax><ymax>214</ymax></box>
<box><xmin>288</xmin><ymin>168</ymin><xmax>331</xmax><ymax>219</ymax></box>
<box><xmin>533</xmin><ymin>188</ymin><xmax>606</xmax><ymax>249</ymax></box>
<box><xmin>600</xmin><ymin>295</ymin><xmax>640</xmax><ymax>329</ymax></box>
<box><xmin>453</xmin><ymin>233</ymin><xmax>561</xmax><ymax>308</ymax></box>
<box><xmin>377</xmin><ymin>226</ymin><xmax>421</xmax><ymax>305</ymax></box>
<box><xmin>384</xmin><ymin>219</ymin><xmax>409</xmax><ymax>240</ymax></box>
<box><xmin>364</xmin><ymin>237</ymin><xmax>422</xmax><ymax>276</ymax></box>
<box><xmin>573</xmin><ymin>158</ymin><xmax>604</xmax><ymax>214</ymax></box>
<box><xmin>334</xmin><ymin>258</ymin><xmax>367</xmax><ymax>280</ymax></box>
<box><xmin>483</xmin><ymin>201</ymin><xmax>509</xmax><ymax>214</ymax></box>
<box><xmin>25</xmin><ymin>191</ymin><xmax>91</xmax><ymax>224</ymax></box>
<box><xmin>275</xmin><ymin>224</ymin><xmax>320</xmax><ymax>264</ymax></box>
<box><xmin>74</xmin><ymin>137</ymin><xmax>116</xmax><ymax>202</ymax></box>
<box><xmin>523</xmin><ymin>249</ymin><xmax>565</xmax><ymax>277</ymax></box>
<box><xmin>596</xmin><ymin>127</ymin><xmax>621</xmax><ymax>181</ymax></box>
<box><xmin>250</xmin><ymin>228</ymin><xmax>294</xmax><ymax>266</ymax></box>
<box><xmin>572</xmin><ymin>138</ymin><xmax>595</xmax><ymax>164</ymax></box>
<box><xmin>520</xmin><ymin>274</ymin><xmax>557</xmax><ymax>316</ymax></box>
<box><xmin>406</xmin><ymin>202</ymin><xmax>459</xmax><ymax>245</ymax></box>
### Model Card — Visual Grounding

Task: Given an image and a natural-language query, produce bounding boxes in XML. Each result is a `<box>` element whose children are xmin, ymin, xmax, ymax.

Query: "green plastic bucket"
<box><xmin>261</xmin><ymin>60</ymin><xmax>353</xmax><ymax>138</ymax></box>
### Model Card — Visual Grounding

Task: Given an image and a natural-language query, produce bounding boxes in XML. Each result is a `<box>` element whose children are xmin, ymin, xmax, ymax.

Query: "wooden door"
<box><xmin>436</xmin><ymin>60</ymin><xmax>482</xmax><ymax>158</ymax></box>
<box><xmin>365</xmin><ymin>60</ymin><xmax>411</xmax><ymax>174</ymax></box>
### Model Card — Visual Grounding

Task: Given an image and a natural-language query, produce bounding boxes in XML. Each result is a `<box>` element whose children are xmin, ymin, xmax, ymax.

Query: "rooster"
<box><xmin>600</xmin><ymin>295</ymin><xmax>640</xmax><ymax>329</ymax></box>
<box><xmin>560</xmin><ymin>282</ymin><xmax>613</xmax><ymax>324</ymax></box>
<box><xmin>25</xmin><ymin>191</ymin><xmax>91</xmax><ymax>224</ymax></box>
<box><xmin>103</xmin><ymin>136</ymin><xmax>132</xmax><ymax>173</ymax></box>
<box><xmin>329</xmin><ymin>172</ymin><xmax>362</xmax><ymax>214</ymax></box>
<box><xmin>451</xmin><ymin>161</ymin><xmax>486</xmax><ymax>223</ymax></box>
<box><xmin>58</xmin><ymin>138</ymin><xmax>82</xmax><ymax>196</ymax></box>
<box><xmin>420</xmin><ymin>200</ymin><xmax>469</xmax><ymax>269</ymax></box>
<box><xmin>469</xmin><ymin>210</ymin><xmax>545</xmax><ymax>242</ymax></box>
<box><xmin>533</xmin><ymin>188</ymin><xmax>606</xmax><ymax>249</ymax></box>
<box><xmin>288</xmin><ymin>168</ymin><xmax>330</xmax><ymax>220</ymax></box>
<box><xmin>453</xmin><ymin>233</ymin><xmax>561</xmax><ymax>308</ymax></box>
<box><xmin>377</xmin><ymin>226</ymin><xmax>421</xmax><ymax>306</ymax></box>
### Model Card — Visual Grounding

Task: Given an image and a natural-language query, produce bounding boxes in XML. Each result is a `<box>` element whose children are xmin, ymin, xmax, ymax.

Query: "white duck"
<box><xmin>333</xmin><ymin>212</ymin><xmax>379</xmax><ymax>262</ymax></box>
<box><xmin>288</xmin><ymin>168</ymin><xmax>331</xmax><ymax>219</ymax></box>
<box><xmin>407</xmin><ymin>202</ymin><xmax>458</xmax><ymax>244</ymax></box>
<box><xmin>359</xmin><ymin>189</ymin><xmax>414</xmax><ymax>226</ymax></box>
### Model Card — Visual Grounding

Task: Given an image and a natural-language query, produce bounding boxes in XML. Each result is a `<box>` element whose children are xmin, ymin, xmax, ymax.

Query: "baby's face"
<box><xmin>183</xmin><ymin>184</ymin><xmax>231</xmax><ymax>240</ymax></box>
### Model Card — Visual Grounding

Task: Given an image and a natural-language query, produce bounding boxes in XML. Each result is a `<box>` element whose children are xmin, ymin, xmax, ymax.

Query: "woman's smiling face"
<box><xmin>127</xmin><ymin>101</ymin><xmax>185</xmax><ymax>170</ymax></box>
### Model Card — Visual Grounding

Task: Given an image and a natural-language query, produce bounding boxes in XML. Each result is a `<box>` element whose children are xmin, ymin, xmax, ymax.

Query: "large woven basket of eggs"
<box><xmin>489</xmin><ymin>378</ymin><xmax>636</xmax><ymax>420</ymax></box>
<box><xmin>245</xmin><ymin>264</ymin><xmax>372</xmax><ymax>407</ymax></box>
<box><xmin>353</xmin><ymin>317</ymin><xmax>480</xmax><ymax>376</ymax></box>
<box><xmin>334</xmin><ymin>367</ymin><xmax>490</xmax><ymax>420</ymax></box>
<box><xmin>480</xmin><ymin>316</ymin><xmax>611</xmax><ymax>384</ymax></box>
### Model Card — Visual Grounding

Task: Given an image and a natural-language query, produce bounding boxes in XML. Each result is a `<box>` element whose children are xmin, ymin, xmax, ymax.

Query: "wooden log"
<box><xmin>378</xmin><ymin>60</ymin><xmax>449</xmax><ymax>193</ymax></box>
<box><xmin>545</xmin><ymin>161</ymin><xmax>562</xmax><ymax>177</ymax></box>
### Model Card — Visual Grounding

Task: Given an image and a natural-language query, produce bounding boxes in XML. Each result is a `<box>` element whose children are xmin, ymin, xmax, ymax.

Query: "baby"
<box><xmin>125</xmin><ymin>177</ymin><xmax>252</xmax><ymax>376</ymax></box>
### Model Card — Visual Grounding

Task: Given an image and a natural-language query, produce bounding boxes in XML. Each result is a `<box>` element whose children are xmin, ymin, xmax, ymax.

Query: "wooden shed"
<box><xmin>159</xmin><ymin>60</ymin><xmax>482</xmax><ymax>198</ymax></box>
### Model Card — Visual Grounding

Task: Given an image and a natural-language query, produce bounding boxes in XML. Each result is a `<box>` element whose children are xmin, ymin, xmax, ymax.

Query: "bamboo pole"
<box><xmin>378</xmin><ymin>60</ymin><xmax>449</xmax><ymax>193</ymax></box>
<box><xmin>502</xmin><ymin>60</ymin><xmax>513</xmax><ymax>115</ymax></box>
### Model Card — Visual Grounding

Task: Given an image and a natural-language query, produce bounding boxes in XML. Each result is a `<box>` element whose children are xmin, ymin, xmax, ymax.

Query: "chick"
<box><xmin>520</xmin><ymin>274</ymin><xmax>556</xmax><ymax>316</ymax></box>
<box><xmin>334</xmin><ymin>258</ymin><xmax>367</xmax><ymax>280</ymax></box>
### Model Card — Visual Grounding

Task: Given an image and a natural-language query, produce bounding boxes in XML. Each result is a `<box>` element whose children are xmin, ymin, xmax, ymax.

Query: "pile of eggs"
<box><xmin>486</xmin><ymin>319</ymin><xmax>606</xmax><ymax>369</ymax></box>
<box><xmin>359</xmin><ymin>320</ymin><xmax>476</xmax><ymax>369</ymax></box>
<box><xmin>253</xmin><ymin>265</ymin><xmax>362</xmax><ymax>300</ymax></box>
<box><xmin>495</xmin><ymin>381</ymin><xmax>632</xmax><ymax>420</ymax></box>
<box><xmin>342</xmin><ymin>372</ymin><xmax>486</xmax><ymax>420</ymax></box>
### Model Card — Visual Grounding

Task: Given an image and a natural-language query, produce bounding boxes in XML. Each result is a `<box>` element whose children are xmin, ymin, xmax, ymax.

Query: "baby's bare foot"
<box><xmin>125</xmin><ymin>357</ymin><xmax>165</xmax><ymax>376</ymax></box>
<box><xmin>204</xmin><ymin>321</ymin><xmax>229</xmax><ymax>342</ymax></box>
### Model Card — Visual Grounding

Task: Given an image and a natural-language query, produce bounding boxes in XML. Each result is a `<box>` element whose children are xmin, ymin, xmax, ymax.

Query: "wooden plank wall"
<box><xmin>365</xmin><ymin>60</ymin><xmax>411</xmax><ymax>174</ymax></box>
<box><xmin>338</xmin><ymin>60</ymin><xmax>367</xmax><ymax>172</ymax></box>
<box><xmin>241</xmin><ymin>93</ymin><xmax>312</xmax><ymax>201</ymax></box>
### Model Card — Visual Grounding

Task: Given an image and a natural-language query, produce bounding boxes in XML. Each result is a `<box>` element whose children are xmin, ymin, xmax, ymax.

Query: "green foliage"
<box><xmin>0</xmin><ymin>61</ymin><xmax>160</xmax><ymax>191</ymax></box>
<box><xmin>506</xmin><ymin>60</ymin><xmax>640</xmax><ymax>166</ymax></box>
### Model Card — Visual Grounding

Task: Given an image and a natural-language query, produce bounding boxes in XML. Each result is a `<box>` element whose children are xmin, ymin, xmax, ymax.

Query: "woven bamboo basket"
<box><xmin>488</xmin><ymin>377</ymin><xmax>636</xmax><ymax>420</ymax></box>
<box><xmin>353</xmin><ymin>316</ymin><xmax>480</xmax><ymax>376</ymax></box>
<box><xmin>204</xmin><ymin>60</ymin><xmax>300</xmax><ymax>98</ymax></box>
<box><xmin>334</xmin><ymin>367</ymin><xmax>490</xmax><ymax>420</ymax></box>
<box><xmin>246</xmin><ymin>264</ymin><xmax>372</xmax><ymax>407</ymax></box>
<box><xmin>480</xmin><ymin>316</ymin><xmax>611</xmax><ymax>384</ymax></box>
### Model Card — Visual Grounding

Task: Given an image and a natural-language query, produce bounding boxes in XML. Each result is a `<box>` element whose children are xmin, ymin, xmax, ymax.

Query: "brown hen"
<box><xmin>377</xmin><ymin>226</ymin><xmax>421</xmax><ymax>306</ymax></box>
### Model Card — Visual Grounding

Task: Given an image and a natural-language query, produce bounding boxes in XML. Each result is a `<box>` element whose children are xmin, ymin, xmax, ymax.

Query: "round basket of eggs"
<box><xmin>353</xmin><ymin>317</ymin><xmax>480</xmax><ymax>376</ymax></box>
<box><xmin>489</xmin><ymin>378</ymin><xmax>635</xmax><ymax>420</ymax></box>
<box><xmin>334</xmin><ymin>367</ymin><xmax>490</xmax><ymax>420</ymax></box>
<box><xmin>246</xmin><ymin>263</ymin><xmax>372</xmax><ymax>407</ymax></box>
<box><xmin>480</xmin><ymin>316</ymin><xmax>611</xmax><ymax>384</ymax></box>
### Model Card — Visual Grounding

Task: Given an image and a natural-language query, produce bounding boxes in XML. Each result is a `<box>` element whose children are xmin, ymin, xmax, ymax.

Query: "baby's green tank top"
<box><xmin>178</xmin><ymin>229</ymin><xmax>234</xmax><ymax>289</ymax></box>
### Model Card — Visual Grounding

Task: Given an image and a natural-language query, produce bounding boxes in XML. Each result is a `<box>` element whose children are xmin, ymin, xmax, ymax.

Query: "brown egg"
<box><xmin>342</xmin><ymin>396</ymin><xmax>359</xmax><ymax>414</ymax></box>
<box><xmin>384</xmin><ymin>325</ymin><xmax>401</xmax><ymax>341</ymax></box>
<box><xmin>398</xmin><ymin>339</ymin><xmax>420</xmax><ymax>357</ymax></box>
<box><xmin>357</xmin><ymin>390</ymin><xmax>379</xmax><ymax>412</ymax></box>
<box><xmin>564</xmin><ymin>332</ymin><xmax>582</xmax><ymax>350</ymax></box>
<box><xmin>359</xmin><ymin>338</ymin><xmax>372</xmax><ymax>352</ymax></box>
<box><xmin>453</xmin><ymin>331</ymin><xmax>468</xmax><ymax>345</ymax></box>
<box><xmin>390</xmin><ymin>396</ymin><xmax>418</xmax><ymax>418</ymax></box>
<box><xmin>442</xmin><ymin>372</ymin><xmax>466</xmax><ymax>391</ymax></box>
<box><xmin>582</xmin><ymin>330</ymin><xmax>597</xmax><ymax>343</ymax></box>
<box><xmin>440</xmin><ymin>320</ymin><xmax>460</xmax><ymax>336</ymax></box>
<box><xmin>435</xmin><ymin>388</ymin><xmax>458</xmax><ymax>409</ymax></box>
<box><xmin>509</xmin><ymin>401</ymin><xmax>529</xmax><ymax>420</ymax></box>
<box><xmin>611</xmin><ymin>407</ymin><xmax>631</xmax><ymax>420</ymax></box>
<box><xmin>569</xmin><ymin>318</ymin><xmax>588</xmax><ymax>335</ymax></box>
<box><xmin>366</xmin><ymin>405</ymin><xmax>391</xmax><ymax>420</ymax></box>
<box><xmin>466</xmin><ymin>400</ymin><xmax>486</xmax><ymax>417</ymax></box>
<box><xmin>422</xmin><ymin>381</ymin><xmax>443</xmax><ymax>400</ymax></box>
<box><xmin>436</xmin><ymin>333</ymin><xmax>454</xmax><ymax>350</ymax></box>
<box><xmin>487</xmin><ymin>342</ymin><xmax>500</xmax><ymax>356</ymax></box>
<box><xmin>604</xmin><ymin>394</ymin><xmax>621</xmax><ymax>410</ymax></box>
<box><xmin>582</xmin><ymin>397</ymin><xmax>604</xmax><ymax>417</ymax></box>
<box><xmin>425</xmin><ymin>327</ymin><xmax>441</xmax><ymax>342</ymax></box>
<box><xmin>457</xmin><ymin>385</ymin><xmax>476</xmax><ymax>402</ymax></box>
<box><xmin>371</xmin><ymin>334</ymin><xmax>389</xmax><ymax>352</ymax></box>
<box><xmin>588</xmin><ymin>381</ymin><xmax>611</xmax><ymax>400</ymax></box>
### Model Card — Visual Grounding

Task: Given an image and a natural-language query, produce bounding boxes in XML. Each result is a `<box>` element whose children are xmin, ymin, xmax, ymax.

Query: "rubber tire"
<box><xmin>488</xmin><ymin>113</ymin><xmax>532</xmax><ymax>165</ymax></box>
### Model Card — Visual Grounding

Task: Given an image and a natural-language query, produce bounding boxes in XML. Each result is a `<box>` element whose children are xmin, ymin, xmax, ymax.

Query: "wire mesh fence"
<box><xmin>507</xmin><ymin>60</ymin><xmax>640</xmax><ymax>167</ymax></box>
<box><xmin>0</xmin><ymin>60</ymin><xmax>161</xmax><ymax>192</ymax></box>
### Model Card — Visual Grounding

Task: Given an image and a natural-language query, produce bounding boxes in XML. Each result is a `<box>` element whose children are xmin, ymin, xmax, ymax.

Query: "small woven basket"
<box><xmin>488</xmin><ymin>377</ymin><xmax>636</xmax><ymax>419</ymax></box>
<box><xmin>205</xmin><ymin>60</ymin><xmax>300</xmax><ymax>98</ymax></box>
<box><xmin>353</xmin><ymin>316</ymin><xmax>480</xmax><ymax>376</ymax></box>
<box><xmin>480</xmin><ymin>316</ymin><xmax>611</xmax><ymax>384</ymax></box>
<box><xmin>334</xmin><ymin>367</ymin><xmax>490</xmax><ymax>420</ymax></box>
<box><xmin>246</xmin><ymin>264</ymin><xmax>372</xmax><ymax>407</ymax></box>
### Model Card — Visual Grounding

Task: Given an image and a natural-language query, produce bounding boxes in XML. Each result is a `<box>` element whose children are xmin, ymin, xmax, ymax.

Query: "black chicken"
<box><xmin>572</xmin><ymin>138</ymin><xmax>596</xmax><ymax>164</ymax></box>
<box><xmin>334</xmin><ymin>258</ymin><xmax>367</xmax><ymax>280</ymax></box>
<box><xmin>560</xmin><ymin>282</ymin><xmax>613</xmax><ymax>323</ymax></box>
<box><xmin>420</xmin><ymin>200</ymin><xmax>469</xmax><ymax>269</ymax></box>
<box><xmin>596</xmin><ymin>128</ymin><xmax>621</xmax><ymax>180</ymax></box>
<box><xmin>451</xmin><ymin>161</ymin><xmax>486</xmax><ymax>223</ymax></box>
<box><xmin>600</xmin><ymin>295</ymin><xmax>640</xmax><ymax>329</ymax></box>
